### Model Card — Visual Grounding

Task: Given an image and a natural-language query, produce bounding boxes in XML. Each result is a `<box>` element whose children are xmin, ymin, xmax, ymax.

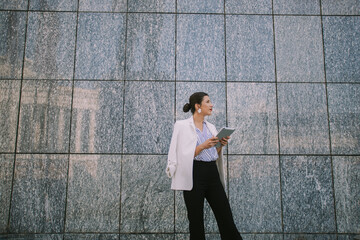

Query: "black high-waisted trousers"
<box><xmin>183</xmin><ymin>160</ymin><xmax>242</xmax><ymax>240</ymax></box>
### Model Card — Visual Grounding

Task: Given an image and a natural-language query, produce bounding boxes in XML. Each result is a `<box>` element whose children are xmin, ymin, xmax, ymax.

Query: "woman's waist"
<box><xmin>193</xmin><ymin>159</ymin><xmax>217</xmax><ymax>164</ymax></box>
<box><xmin>192</xmin><ymin>160</ymin><xmax>219</xmax><ymax>181</ymax></box>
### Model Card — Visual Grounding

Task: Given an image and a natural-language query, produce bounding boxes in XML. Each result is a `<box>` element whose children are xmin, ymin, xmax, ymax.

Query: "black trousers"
<box><xmin>183</xmin><ymin>160</ymin><xmax>242</xmax><ymax>240</ymax></box>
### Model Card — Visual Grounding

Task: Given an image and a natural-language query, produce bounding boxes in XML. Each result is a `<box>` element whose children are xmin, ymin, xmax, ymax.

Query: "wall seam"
<box><xmin>173</xmin><ymin>0</ymin><xmax>178</xmax><ymax>236</ymax></box>
<box><xmin>0</xmin><ymin>9</ymin><xmax>360</xmax><ymax>17</ymax></box>
<box><xmin>223</xmin><ymin>0</ymin><xmax>230</xmax><ymax>199</ymax></box>
<box><xmin>7</xmin><ymin>0</ymin><xmax>30</xmax><ymax>232</ymax></box>
<box><xmin>62</xmin><ymin>0</ymin><xmax>80</xmax><ymax>236</ymax></box>
<box><xmin>320</xmin><ymin>0</ymin><xmax>339</xmax><ymax>237</ymax></box>
<box><xmin>2</xmin><ymin>152</ymin><xmax>358</xmax><ymax>157</ymax></box>
<box><xmin>272</xmin><ymin>0</ymin><xmax>285</xmax><ymax>235</ymax></box>
<box><xmin>8</xmin><ymin>78</ymin><xmax>360</xmax><ymax>84</ymax></box>
<box><xmin>119</xmin><ymin>0</ymin><xmax>130</xmax><ymax>234</ymax></box>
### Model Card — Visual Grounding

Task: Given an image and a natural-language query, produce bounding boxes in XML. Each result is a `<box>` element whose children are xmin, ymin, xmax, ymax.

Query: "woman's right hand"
<box><xmin>200</xmin><ymin>137</ymin><xmax>219</xmax><ymax>149</ymax></box>
<box><xmin>194</xmin><ymin>137</ymin><xmax>219</xmax><ymax>157</ymax></box>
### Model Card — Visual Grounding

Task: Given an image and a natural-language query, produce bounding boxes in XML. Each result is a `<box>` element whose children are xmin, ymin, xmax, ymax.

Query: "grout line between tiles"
<box><xmin>173</xmin><ymin>0</ymin><xmax>178</xmax><ymax>234</ymax></box>
<box><xmin>223</xmin><ymin>0</ymin><xmax>230</xmax><ymax>197</ymax></box>
<box><xmin>62</xmin><ymin>0</ymin><xmax>80</xmax><ymax>235</ymax></box>
<box><xmin>119</xmin><ymin>0</ymin><xmax>130</xmax><ymax>233</ymax></box>
<box><xmin>272</xmin><ymin>0</ymin><xmax>285</xmax><ymax>233</ymax></box>
<box><xmin>7</xmin><ymin>0</ymin><xmax>30</xmax><ymax>232</ymax></box>
<box><xmin>320</xmin><ymin>0</ymin><xmax>339</xmax><ymax>236</ymax></box>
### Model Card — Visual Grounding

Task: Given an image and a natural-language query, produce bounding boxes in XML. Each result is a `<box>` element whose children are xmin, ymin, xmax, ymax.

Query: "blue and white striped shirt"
<box><xmin>194</xmin><ymin>121</ymin><xmax>219</xmax><ymax>162</ymax></box>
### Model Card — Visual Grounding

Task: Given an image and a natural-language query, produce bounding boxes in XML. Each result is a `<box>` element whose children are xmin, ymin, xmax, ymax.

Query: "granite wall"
<box><xmin>0</xmin><ymin>0</ymin><xmax>359</xmax><ymax>240</ymax></box>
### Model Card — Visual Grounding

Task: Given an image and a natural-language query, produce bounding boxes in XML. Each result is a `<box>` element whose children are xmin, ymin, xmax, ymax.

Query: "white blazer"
<box><xmin>166</xmin><ymin>116</ymin><xmax>225</xmax><ymax>191</ymax></box>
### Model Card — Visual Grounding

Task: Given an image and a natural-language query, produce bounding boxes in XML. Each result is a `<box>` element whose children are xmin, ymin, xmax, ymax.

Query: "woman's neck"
<box><xmin>193</xmin><ymin>113</ymin><xmax>205</xmax><ymax>125</ymax></box>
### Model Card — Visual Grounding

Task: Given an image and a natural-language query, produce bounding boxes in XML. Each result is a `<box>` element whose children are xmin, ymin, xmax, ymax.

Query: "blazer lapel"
<box><xmin>187</xmin><ymin>116</ymin><xmax>196</xmax><ymax>134</ymax></box>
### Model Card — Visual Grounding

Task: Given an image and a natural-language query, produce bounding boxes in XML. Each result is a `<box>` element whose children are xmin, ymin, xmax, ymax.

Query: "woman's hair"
<box><xmin>183</xmin><ymin>92</ymin><xmax>209</xmax><ymax>114</ymax></box>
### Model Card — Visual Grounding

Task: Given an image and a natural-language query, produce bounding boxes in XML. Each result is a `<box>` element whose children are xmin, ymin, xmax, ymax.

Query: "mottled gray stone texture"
<box><xmin>273</xmin><ymin>0</ymin><xmax>320</xmax><ymax>14</ymax></box>
<box><xmin>242</xmin><ymin>234</ymin><xmax>283</xmax><ymax>240</ymax></box>
<box><xmin>70</xmin><ymin>81</ymin><xmax>124</xmax><ymax>153</ymax></box>
<box><xmin>64</xmin><ymin>234</ymin><xmax>118</xmax><ymax>240</ymax></box>
<box><xmin>177</xmin><ymin>0</ymin><xmax>224</xmax><ymax>13</ymax></box>
<box><xmin>0</xmin><ymin>1</ymin><xmax>28</xmax><ymax>10</ymax></box>
<box><xmin>9</xmin><ymin>154</ymin><xmax>68</xmax><ymax>233</ymax></box>
<box><xmin>227</xmin><ymin>83</ymin><xmax>278</xmax><ymax>154</ymax></box>
<box><xmin>0</xmin><ymin>12</ymin><xmax>26</xmax><ymax>79</ymax></box>
<box><xmin>29</xmin><ymin>0</ymin><xmax>78</xmax><ymax>11</ymax></box>
<box><xmin>176</xmin><ymin>234</ymin><xmax>240</xmax><ymax>240</ymax></box>
<box><xmin>322</xmin><ymin>0</ymin><xmax>360</xmax><ymax>15</ymax></box>
<box><xmin>229</xmin><ymin>155</ymin><xmax>282</xmax><ymax>232</ymax></box>
<box><xmin>323</xmin><ymin>16</ymin><xmax>360</xmax><ymax>83</ymax></box>
<box><xmin>2</xmin><ymin>234</ymin><xmax>63</xmax><ymax>240</ymax></box>
<box><xmin>333</xmin><ymin>156</ymin><xmax>360</xmax><ymax>233</ymax></box>
<box><xmin>1</xmin><ymin>0</ymin><xmax>359</xmax><ymax>238</ymax></box>
<box><xmin>128</xmin><ymin>0</ymin><xmax>175</xmax><ymax>12</ymax></box>
<box><xmin>65</xmin><ymin>155</ymin><xmax>121</xmax><ymax>232</ymax></box>
<box><xmin>0</xmin><ymin>80</ymin><xmax>20</xmax><ymax>152</ymax></box>
<box><xmin>278</xmin><ymin>83</ymin><xmax>330</xmax><ymax>154</ymax></box>
<box><xmin>328</xmin><ymin>84</ymin><xmax>360</xmax><ymax>154</ymax></box>
<box><xmin>176</xmin><ymin>14</ymin><xmax>225</xmax><ymax>81</ymax></box>
<box><xmin>203</xmin><ymin>234</ymin><xmax>221</xmax><ymax>240</ymax></box>
<box><xmin>284</xmin><ymin>235</ymin><xmax>336</xmax><ymax>240</ymax></box>
<box><xmin>120</xmin><ymin>155</ymin><xmax>173</xmax><ymax>233</ymax></box>
<box><xmin>126</xmin><ymin>13</ymin><xmax>175</xmax><ymax>80</ymax></box>
<box><xmin>17</xmin><ymin>80</ymin><xmax>72</xmax><ymax>153</ymax></box>
<box><xmin>226</xmin><ymin>15</ymin><xmax>274</xmax><ymax>82</ymax></box>
<box><xmin>123</xmin><ymin>81</ymin><xmax>174</xmax><ymax>154</ymax></box>
<box><xmin>175</xmin><ymin>234</ymin><xmax>188</xmax><ymax>240</ymax></box>
<box><xmin>75</xmin><ymin>13</ymin><xmax>126</xmax><ymax>80</ymax></box>
<box><xmin>281</xmin><ymin>156</ymin><xmax>336</xmax><ymax>233</ymax></box>
<box><xmin>79</xmin><ymin>0</ymin><xmax>126</xmax><ymax>12</ymax></box>
<box><xmin>338</xmin><ymin>235</ymin><xmax>360</xmax><ymax>240</ymax></box>
<box><xmin>225</xmin><ymin>0</ymin><xmax>272</xmax><ymax>14</ymax></box>
<box><xmin>24</xmin><ymin>12</ymin><xmax>76</xmax><ymax>80</ymax></box>
<box><xmin>0</xmin><ymin>155</ymin><xmax>14</xmax><ymax>233</ymax></box>
<box><xmin>274</xmin><ymin>16</ymin><xmax>324</xmax><ymax>83</ymax></box>
<box><xmin>121</xmin><ymin>234</ymin><xmax>174</xmax><ymax>240</ymax></box>
<box><xmin>176</xmin><ymin>82</ymin><xmax>226</xmax><ymax>128</ymax></box>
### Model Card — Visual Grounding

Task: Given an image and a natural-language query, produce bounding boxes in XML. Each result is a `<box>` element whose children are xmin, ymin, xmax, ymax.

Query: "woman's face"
<box><xmin>199</xmin><ymin>96</ymin><xmax>213</xmax><ymax>116</ymax></box>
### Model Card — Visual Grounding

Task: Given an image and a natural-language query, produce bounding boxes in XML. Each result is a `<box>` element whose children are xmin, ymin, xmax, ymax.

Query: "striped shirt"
<box><xmin>194</xmin><ymin>121</ymin><xmax>219</xmax><ymax>162</ymax></box>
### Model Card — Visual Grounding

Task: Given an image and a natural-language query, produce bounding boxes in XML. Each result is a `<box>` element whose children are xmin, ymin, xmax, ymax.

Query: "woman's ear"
<box><xmin>195</xmin><ymin>103</ymin><xmax>200</xmax><ymax>111</ymax></box>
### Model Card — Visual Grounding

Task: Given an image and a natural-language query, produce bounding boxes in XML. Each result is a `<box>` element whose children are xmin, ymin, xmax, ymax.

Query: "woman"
<box><xmin>166</xmin><ymin>92</ymin><xmax>242</xmax><ymax>240</ymax></box>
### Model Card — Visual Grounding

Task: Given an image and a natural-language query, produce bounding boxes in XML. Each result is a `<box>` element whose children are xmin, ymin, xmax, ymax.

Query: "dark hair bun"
<box><xmin>183</xmin><ymin>103</ymin><xmax>191</xmax><ymax>112</ymax></box>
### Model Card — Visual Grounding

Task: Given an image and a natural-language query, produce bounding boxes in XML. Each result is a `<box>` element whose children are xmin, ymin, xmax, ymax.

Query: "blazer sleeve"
<box><xmin>166</xmin><ymin>122</ymin><xmax>180</xmax><ymax>178</ymax></box>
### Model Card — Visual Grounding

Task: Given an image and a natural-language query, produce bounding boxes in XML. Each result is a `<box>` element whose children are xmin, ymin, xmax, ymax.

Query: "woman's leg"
<box><xmin>205</xmin><ymin>165</ymin><xmax>242</xmax><ymax>240</ymax></box>
<box><xmin>183</xmin><ymin>189</ymin><xmax>205</xmax><ymax>240</ymax></box>
<box><xmin>183</xmin><ymin>161</ymin><xmax>207</xmax><ymax>240</ymax></box>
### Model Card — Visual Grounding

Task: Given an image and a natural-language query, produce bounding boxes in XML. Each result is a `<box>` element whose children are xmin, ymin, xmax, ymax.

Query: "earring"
<box><xmin>198</xmin><ymin>108</ymin><xmax>201</xmax><ymax>113</ymax></box>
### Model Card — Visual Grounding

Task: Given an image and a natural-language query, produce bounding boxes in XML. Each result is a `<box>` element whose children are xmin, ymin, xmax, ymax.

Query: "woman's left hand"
<box><xmin>219</xmin><ymin>136</ymin><xmax>230</xmax><ymax>147</ymax></box>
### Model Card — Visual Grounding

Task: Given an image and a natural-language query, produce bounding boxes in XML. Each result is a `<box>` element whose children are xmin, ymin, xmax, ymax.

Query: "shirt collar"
<box><xmin>195</xmin><ymin>121</ymin><xmax>207</xmax><ymax>132</ymax></box>
<box><xmin>188</xmin><ymin>116</ymin><xmax>208</xmax><ymax>125</ymax></box>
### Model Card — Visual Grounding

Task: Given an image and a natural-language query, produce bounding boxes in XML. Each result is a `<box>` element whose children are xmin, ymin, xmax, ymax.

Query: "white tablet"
<box><xmin>215</xmin><ymin>127</ymin><xmax>235</xmax><ymax>148</ymax></box>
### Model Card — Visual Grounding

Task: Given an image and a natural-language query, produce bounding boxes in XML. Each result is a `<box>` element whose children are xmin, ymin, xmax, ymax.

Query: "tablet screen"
<box><xmin>215</xmin><ymin>127</ymin><xmax>235</xmax><ymax>148</ymax></box>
